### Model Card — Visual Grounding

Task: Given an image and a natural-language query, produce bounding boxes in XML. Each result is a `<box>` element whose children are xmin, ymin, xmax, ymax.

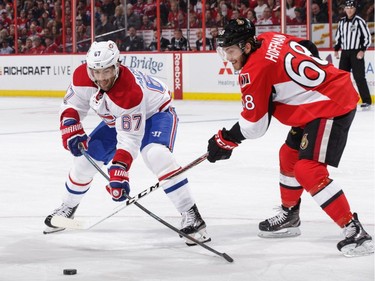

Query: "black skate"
<box><xmin>360</xmin><ymin>103</ymin><xmax>371</xmax><ymax>110</ymax></box>
<box><xmin>180</xmin><ymin>204</ymin><xmax>211</xmax><ymax>246</ymax></box>
<box><xmin>337</xmin><ymin>213</ymin><xmax>374</xmax><ymax>257</ymax></box>
<box><xmin>258</xmin><ymin>200</ymin><xmax>301</xmax><ymax>238</ymax></box>
<box><xmin>43</xmin><ymin>203</ymin><xmax>79</xmax><ymax>234</ymax></box>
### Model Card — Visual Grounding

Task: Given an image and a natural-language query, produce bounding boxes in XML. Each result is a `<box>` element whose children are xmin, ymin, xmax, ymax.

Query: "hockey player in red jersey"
<box><xmin>207</xmin><ymin>18</ymin><xmax>373</xmax><ymax>257</ymax></box>
<box><xmin>44</xmin><ymin>40</ymin><xmax>210</xmax><ymax>246</ymax></box>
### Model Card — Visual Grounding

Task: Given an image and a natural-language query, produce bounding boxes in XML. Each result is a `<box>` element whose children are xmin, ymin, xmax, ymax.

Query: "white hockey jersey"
<box><xmin>61</xmin><ymin>64</ymin><xmax>172</xmax><ymax>168</ymax></box>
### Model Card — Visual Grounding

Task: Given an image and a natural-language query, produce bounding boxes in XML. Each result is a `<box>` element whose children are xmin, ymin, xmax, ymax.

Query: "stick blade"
<box><xmin>50</xmin><ymin>215</ymin><xmax>87</xmax><ymax>230</ymax></box>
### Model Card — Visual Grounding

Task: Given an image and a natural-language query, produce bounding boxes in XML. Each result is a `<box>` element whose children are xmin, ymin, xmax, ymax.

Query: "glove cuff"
<box><xmin>215</xmin><ymin>130</ymin><xmax>238</xmax><ymax>150</ymax></box>
<box><xmin>113</xmin><ymin>149</ymin><xmax>133</xmax><ymax>171</ymax></box>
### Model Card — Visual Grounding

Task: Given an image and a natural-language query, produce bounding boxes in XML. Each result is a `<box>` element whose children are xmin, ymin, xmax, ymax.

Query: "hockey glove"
<box><xmin>207</xmin><ymin>128</ymin><xmax>239</xmax><ymax>163</ymax></box>
<box><xmin>106</xmin><ymin>163</ymin><xmax>130</xmax><ymax>202</ymax></box>
<box><xmin>60</xmin><ymin>118</ymin><xmax>88</xmax><ymax>157</ymax></box>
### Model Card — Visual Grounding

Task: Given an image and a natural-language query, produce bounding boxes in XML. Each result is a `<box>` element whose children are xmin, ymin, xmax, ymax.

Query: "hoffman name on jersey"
<box><xmin>265</xmin><ymin>34</ymin><xmax>286</xmax><ymax>63</ymax></box>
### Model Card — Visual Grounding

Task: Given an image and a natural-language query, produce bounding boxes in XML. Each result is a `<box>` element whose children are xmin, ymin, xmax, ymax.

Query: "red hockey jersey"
<box><xmin>238</xmin><ymin>32</ymin><xmax>359</xmax><ymax>139</ymax></box>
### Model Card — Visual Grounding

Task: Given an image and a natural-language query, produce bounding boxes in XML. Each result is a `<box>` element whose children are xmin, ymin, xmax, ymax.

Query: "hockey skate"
<box><xmin>43</xmin><ymin>203</ymin><xmax>79</xmax><ymax>234</ymax></box>
<box><xmin>180</xmin><ymin>204</ymin><xmax>211</xmax><ymax>246</ymax></box>
<box><xmin>258</xmin><ymin>200</ymin><xmax>301</xmax><ymax>238</ymax></box>
<box><xmin>337</xmin><ymin>213</ymin><xmax>374</xmax><ymax>257</ymax></box>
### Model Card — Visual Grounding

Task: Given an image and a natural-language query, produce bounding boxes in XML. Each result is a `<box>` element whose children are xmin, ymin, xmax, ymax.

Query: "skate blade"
<box><xmin>183</xmin><ymin>228</ymin><xmax>211</xmax><ymax>246</ymax></box>
<box><xmin>43</xmin><ymin>226</ymin><xmax>65</xmax><ymax>235</ymax></box>
<box><xmin>340</xmin><ymin>240</ymin><xmax>374</xmax><ymax>257</ymax></box>
<box><xmin>258</xmin><ymin>227</ymin><xmax>301</xmax><ymax>238</ymax></box>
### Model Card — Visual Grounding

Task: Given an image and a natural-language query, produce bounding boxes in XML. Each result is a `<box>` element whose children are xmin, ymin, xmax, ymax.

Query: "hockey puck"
<box><xmin>63</xmin><ymin>269</ymin><xmax>77</xmax><ymax>275</ymax></box>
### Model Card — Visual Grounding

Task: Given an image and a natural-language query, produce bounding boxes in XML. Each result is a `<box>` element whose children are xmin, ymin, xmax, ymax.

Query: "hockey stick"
<box><xmin>52</xmin><ymin>152</ymin><xmax>208</xmax><ymax>230</ymax></box>
<box><xmin>53</xmin><ymin>145</ymin><xmax>233</xmax><ymax>262</ymax></box>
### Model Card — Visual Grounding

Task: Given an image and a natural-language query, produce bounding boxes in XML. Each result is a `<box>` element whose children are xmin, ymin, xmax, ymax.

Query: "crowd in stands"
<box><xmin>0</xmin><ymin>0</ymin><xmax>374</xmax><ymax>54</ymax></box>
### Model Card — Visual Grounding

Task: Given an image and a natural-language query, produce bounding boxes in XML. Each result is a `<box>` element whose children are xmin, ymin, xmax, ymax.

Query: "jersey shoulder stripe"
<box><xmin>72</xmin><ymin>64</ymin><xmax>95</xmax><ymax>87</ymax></box>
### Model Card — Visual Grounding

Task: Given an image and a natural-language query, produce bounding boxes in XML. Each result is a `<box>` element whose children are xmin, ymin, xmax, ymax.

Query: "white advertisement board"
<box><xmin>0</xmin><ymin>51</ymin><xmax>373</xmax><ymax>100</ymax></box>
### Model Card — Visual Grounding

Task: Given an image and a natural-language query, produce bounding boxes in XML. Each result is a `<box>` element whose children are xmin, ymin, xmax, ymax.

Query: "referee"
<box><xmin>334</xmin><ymin>0</ymin><xmax>372</xmax><ymax>108</ymax></box>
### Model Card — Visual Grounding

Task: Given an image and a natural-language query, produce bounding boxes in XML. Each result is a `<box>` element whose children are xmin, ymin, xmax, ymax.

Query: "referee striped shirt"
<box><xmin>334</xmin><ymin>15</ymin><xmax>371</xmax><ymax>51</ymax></box>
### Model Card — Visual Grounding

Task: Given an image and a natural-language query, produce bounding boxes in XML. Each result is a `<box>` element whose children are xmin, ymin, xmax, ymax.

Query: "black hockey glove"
<box><xmin>207</xmin><ymin>128</ymin><xmax>240</xmax><ymax>163</ymax></box>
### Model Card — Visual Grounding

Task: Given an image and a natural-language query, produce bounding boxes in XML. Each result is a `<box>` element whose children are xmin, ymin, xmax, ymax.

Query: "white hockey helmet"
<box><xmin>86</xmin><ymin>40</ymin><xmax>120</xmax><ymax>83</ymax></box>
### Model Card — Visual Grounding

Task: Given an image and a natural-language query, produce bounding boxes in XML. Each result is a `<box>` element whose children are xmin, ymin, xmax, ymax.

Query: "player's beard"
<box><xmin>96</xmin><ymin>77</ymin><xmax>116</xmax><ymax>91</ymax></box>
<box><xmin>231</xmin><ymin>54</ymin><xmax>248</xmax><ymax>71</ymax></box>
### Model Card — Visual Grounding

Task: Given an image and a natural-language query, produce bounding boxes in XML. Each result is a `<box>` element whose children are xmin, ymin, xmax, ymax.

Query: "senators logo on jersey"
<box><xmin>239</xmin><ymin>73</ymin><xmax>250</xmax><ymax>88</ymax></box>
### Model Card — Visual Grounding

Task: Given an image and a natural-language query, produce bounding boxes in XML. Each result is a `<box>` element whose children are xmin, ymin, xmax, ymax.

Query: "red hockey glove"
<box><xmin>207</xmin><ymin>128</ymin><xmax>239</xmax><ymax>163</ymax></box>
<box><xmin>106</xmin><ymin>163</ymin><xmax>130</xmax><ymax>202</ymax></box>
<box><xmin>60</xmin><ymin>118</ymin><xmax>88</xmax><ymax>157</ymax></box>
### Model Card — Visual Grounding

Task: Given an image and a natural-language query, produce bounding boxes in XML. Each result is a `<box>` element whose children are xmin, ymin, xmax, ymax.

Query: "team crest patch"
<box><xmin>239</xmin><ymin>73</ymin><xmax>250</xmax><ymax>88</ymax></box>
<box><xmin>300</xmin><ymin>133</ymin><xmax>309</xmax><ymax>150</ymax></box>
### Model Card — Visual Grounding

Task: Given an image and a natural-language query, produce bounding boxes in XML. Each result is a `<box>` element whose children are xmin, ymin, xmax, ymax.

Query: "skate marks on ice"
<box><xmin>0</xmin><ymin>216</ymin><xmax>373</xmax><ymax>281</ymax></box>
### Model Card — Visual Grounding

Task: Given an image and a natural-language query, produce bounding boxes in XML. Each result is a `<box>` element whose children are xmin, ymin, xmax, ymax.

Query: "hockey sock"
<box><xmin>294</xmin><ymin>159</ymin><xmax>352</xmax><ymax>227</ymax></box>
<box><xmin>62</xmin><ymin>155</ymin><xmax>104</xmax><ymax>207</ymax></box>
<box><xmin>142</xmin><ymin>143</ymin><xmax>195</xmax><ymax>213</ymax></box>
<box><xmin>279</xmin><ymin>143</ymin><xmax>303</xmax><ymax>208</ymax></box>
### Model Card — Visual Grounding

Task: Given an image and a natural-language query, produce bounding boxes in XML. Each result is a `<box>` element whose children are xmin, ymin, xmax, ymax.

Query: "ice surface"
<box><xmin>0</xmin><ymin>98</ymin><xmax>373</xmax><ymax>281</ymax></box>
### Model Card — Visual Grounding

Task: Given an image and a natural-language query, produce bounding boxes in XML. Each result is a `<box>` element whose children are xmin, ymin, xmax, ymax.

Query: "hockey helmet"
<box><xmin>345</xmin><ymin>0</ymin><xmax>357</xmax><ymax>7</ymax></box>
<box><xmin>216</xmin><ymin>18</ymin><xmax>256</xmax><ymax>48</ymax></box>
<box><xmin>86</xmin><ymin>40</ymin><xmax>120</xmax><ymax>83</ymax></box>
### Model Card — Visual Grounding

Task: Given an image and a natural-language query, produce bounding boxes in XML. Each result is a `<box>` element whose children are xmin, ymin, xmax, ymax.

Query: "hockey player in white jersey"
<box><xmin>44</xmin><ymin>40</ymin><xmax>210</xmax><ymax>246</ymax></box>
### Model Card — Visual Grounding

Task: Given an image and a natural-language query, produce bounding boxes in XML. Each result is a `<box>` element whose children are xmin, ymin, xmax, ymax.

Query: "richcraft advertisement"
<box><xmin>0</xmin><ymin>54</ymin><xmax>173</xmax><ymax>97</ymax></box>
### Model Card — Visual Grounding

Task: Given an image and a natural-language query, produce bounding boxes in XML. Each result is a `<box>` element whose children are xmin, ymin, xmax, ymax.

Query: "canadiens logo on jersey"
<box><xmin>239</xmin><ymin>73</ymin><xmax>250</xmax><ymax>88</ymax></box>
<box><xmin>300</xmin><ymin>133</ymin><xmax>309</xmax><ymax>150</ymax></box>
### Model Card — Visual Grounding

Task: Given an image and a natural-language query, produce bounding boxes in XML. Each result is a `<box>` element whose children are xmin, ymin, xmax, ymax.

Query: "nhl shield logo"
<box><xmin>300</xmin><ymin>133</ymin><xmax>309</xmax><ymax>150</ymax></box>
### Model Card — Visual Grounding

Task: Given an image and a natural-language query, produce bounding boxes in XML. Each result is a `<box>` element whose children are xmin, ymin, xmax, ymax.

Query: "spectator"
<box><xmin>288</xmin><ymin>7</ymin><xmax>306</xmax><ymax>24</ymax></box>
<box><xmin>208</xmin><ymin>26</ymin><xmax>219</xmax><ymax>50</ymax></box>
<box><xmin>159</xmin><ymin>0</ymin><xmax>169</xmax><ymax>27</ymax></box>
<box><xmin>112</xmin><ymin>4</ymin><xmax>126</xmax><ymax>46</ymax></box>
<box><xmin>362</xmin><ymin>2</ymin><xmax>374</xmax><ymax>22</ymax></box>
<box><xmin>77</xmin><ymin>6</ymin><xmax>91</xmax><ymax>27</ymax></box>
<box><xmin>101</xmin><ymin>0</ymin><xmax>116</xmax><ymax>21</ymax></box>
<box><xmin>187</xmin><ymin>12</ymin><xmax>199</xmax><ymax>28</ymax></box>
<box><xmin>51</xmin><ymin>24</ymin><xmax>62</xmax><ymax>46</ymax></box>
<box><xmin>121</xmin><ymin>25</ymin><xmax>145</xmax><ymax>51</ymax></box>
<box><xmin>133</xmin><ymin>0</ymin><xmax>145</xmax><ymax>16</ymax></box>
<box><xmin>43</xmin><ymin>35</ymin><xmax>59</xmax><ymax>53</ymax></box>
<box><xmin>148</xmin><ymin>28</ymin><xmax>170</xmax><ymax>51</ymax></box>
<box><xmin>169</xmin><ymin>29</ymin><xmax>190</xmax><ymax>51</ymax></box>
<box><xmin>254</xmin><ymin>0</ymin><xmax>268</xmax><ymax>20</ymax></box>
<box><xmin>30</xmin><ymin>36</ymin><xmax>46</xmax><ymax>54</ymax></box>
<box><xmin>0</xmin><ymin>10</ymin><xmax>12</xmax><ymax>29</ymax></box>
<box><xmin>95</xmin><ymin>12</ymin><xmax>116</xmax><ymax>41</ymax></box>
<box><xmin>140</xmin><ymin>14</ymin><xmax>153</xmax><ymax>29</ymax></box>
<box><xmin>246</xmin><ymin>9</ymin><xmax>257</xmax><ymax>24</ymax></box>
<box><xmin>286</xmin><ymin>0</ymin><xmax>297</xmax><ymax>20</ymax></box>
<box><xmin>219</xmin><ymin>3</ymin><xmax>232</xmax><ymax>22</ymax></box>
<box><xmin>176</xmin><ymin>10</ymin><xmax>187</xmax><ymax>28</ymax></box>
<box><xmin>204</xmin><ymin>10</ymin><xmax>215</xmax><ymax>27</ymax></box>
<box><xmin>256</xmin><ymin>7</ymin><xmax>277</xmax><ymax>25</ymax></box>
<box><xmin>143</xmin><ymin>0</ymin><xmax>156</xmax><ymax>21</ymax></box>
<box><xmin>195</xmin><ymin>29</ymin><xmax>211</xmax><ymax>51</ymax></box>
<box><xmin>22</xmin><ymin>37</ymin><xmax>34</xmax><ymax>54</ymax></box>
<box><xmin>0</xmin><ymin>39</ymin><xmax>14</xmax><ymax>54</ymax></box>
<box><xmin>39</xmin><ymin>10</ymin><xmax>51</xmax><ymax>29</ymax></box>
<box><xmin>231</xmin><ymin>9</ymin><xmax>241</xmax><ymax>20</ymax></box>
<box><xmin>17</xmin><ymin>10</ymin><xmax>29</xmax><ymax>30</ymax></box>
<box><xmin>126</xmin><ymin>3</ymin><xmax>142</xmax><ymax>29</ymax></box>
<box><xmin>311</xmin><ymin>2</ymin><xmax>328</xmax><ymax>23</ymax></box>
<box><xmin>167</xmin><ymin>0</ymin><xmax>179</xmax><ymax>28</ymax></box>
<box><xmin>76</xmin><ymin>24</ymin><xmax>90</xmax><ymax>52</ymax></box>
<box><xmin>239</xmin><ymin>1</ymin><xmax>251</xmax><ymax>18</ymax></box>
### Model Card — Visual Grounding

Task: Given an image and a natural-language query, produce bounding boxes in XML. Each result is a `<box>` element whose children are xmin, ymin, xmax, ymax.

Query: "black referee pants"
<box><xmin>339</xmin><ymin>50</ymin><xmax>372</xmax><ymax>105</ymax></box>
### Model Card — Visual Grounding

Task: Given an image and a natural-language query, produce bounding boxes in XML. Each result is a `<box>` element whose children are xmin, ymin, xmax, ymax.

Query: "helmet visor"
<box><xmin>217</xmin><ymin>45</ymin><xmax>243</xmax><ymax>62</ymax></box>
